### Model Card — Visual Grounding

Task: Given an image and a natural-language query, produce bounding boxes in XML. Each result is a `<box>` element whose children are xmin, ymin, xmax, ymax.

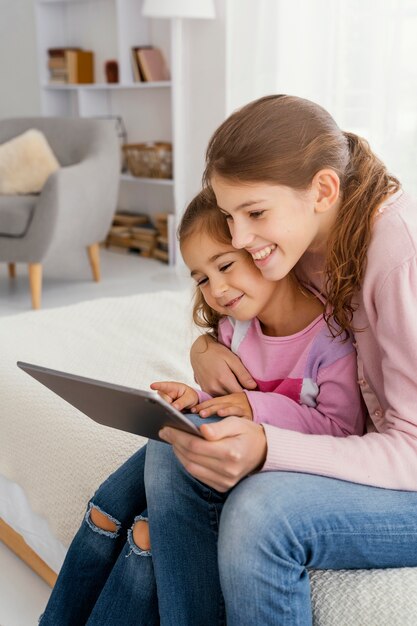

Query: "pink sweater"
<box><xmin>199</xmin><ymin>315</ymin><xmax>365</xmax><ymax>437</ymax></box>
<box><xmin>261</xmin><ymin>190</ymin><xmax>417</xmax><ymax>490</ymax></box>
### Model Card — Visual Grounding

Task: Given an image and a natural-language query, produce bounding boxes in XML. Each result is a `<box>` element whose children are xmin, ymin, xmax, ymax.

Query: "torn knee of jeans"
<box><xmin>127</xmin><ymin>515</ymin><xmax>152</xmax><ymax>557</ymax></box>
<box><xmin>85</xmin><ymin>502</ymin><xmax>121</xmax><ymax>538</ymax></box>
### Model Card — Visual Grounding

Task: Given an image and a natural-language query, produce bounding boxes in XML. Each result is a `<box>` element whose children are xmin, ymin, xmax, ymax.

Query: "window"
<box><xmin>227</xmin><ymin>0</ymin><xmax>417</xmax><ymax>194</ymax></box>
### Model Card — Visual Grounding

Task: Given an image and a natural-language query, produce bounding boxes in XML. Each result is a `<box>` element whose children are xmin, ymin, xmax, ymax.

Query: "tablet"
<box><xmin>17</xmin><ymin>361</ymin><xmax>203</xmax><ymax>442</ymax></box>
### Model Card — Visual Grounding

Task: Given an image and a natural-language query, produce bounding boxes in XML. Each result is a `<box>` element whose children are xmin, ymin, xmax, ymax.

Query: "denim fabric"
<box><xmin>39</xmin><ymin>445</ymin><xmax>150</xmax><ymax>625</ymax></box>
<box><xmin>41</xmin><ymin>414</ymin><xmax>417</xmax><ymax>626</ymax></box>
<box><xmin>85</xmin><ymin>530</ymin><xmax>159</xmax><ymax>626</ymax></box>
<box><xmin>146</xmin><ymin>444</ymin><xmax>417</xmax><ymax>625</ymax></box>
<box><xmin>145</xmin><ymin>439</ymin><xmax>227</xmax><ymax>626</ymax></box>
<box><xmin>39</xmin><ymin>414</ymin><xmax>221</xmax><ymax>626</ymax></box>
<box><xmin>218</xmin><ymin>472</ymin><xmax>417</xmax><ymax>625</ymax></box>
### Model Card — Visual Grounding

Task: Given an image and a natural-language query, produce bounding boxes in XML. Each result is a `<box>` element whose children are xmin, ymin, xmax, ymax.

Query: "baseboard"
<box><xmin>0</xmin><ymin>517</ymin><xmax>57</xmax><ymax>588</ymax></box>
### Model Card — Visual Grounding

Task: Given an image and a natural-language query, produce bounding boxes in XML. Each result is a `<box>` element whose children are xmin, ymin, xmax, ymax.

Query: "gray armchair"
<box><xmin>0</xmin><ymin>117</ymin><xmax>120</xmax><ymax>308</ymax></box>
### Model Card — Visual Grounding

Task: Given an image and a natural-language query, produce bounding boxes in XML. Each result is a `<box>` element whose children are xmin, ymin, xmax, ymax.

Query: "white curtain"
<box><xmin>226</xmin><ymin>0</ymin><xmax>417</xmax><ymax>194</ymax></box>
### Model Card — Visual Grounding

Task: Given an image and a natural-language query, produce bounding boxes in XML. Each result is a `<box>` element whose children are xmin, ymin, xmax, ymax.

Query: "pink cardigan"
<box><xmin>261</xmin><ymin>190</ymin><xmax>417</xmax><ymax>490</ymax></box>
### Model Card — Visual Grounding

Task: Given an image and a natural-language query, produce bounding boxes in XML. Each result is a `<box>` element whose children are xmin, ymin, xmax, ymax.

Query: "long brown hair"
<box><xmin>178</xmin><ymin>188</ymin><xmax>232</xmax><ymax>336</ymax></box>
<box><xmin>203</xmin><ymin>94</ymin><xmax>400</xmax><ymax>336</ymax></box>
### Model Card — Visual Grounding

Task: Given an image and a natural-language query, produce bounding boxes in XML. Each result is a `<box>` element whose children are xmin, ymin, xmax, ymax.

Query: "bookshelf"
<box><xmin>34</xmin><ymin>0</ymin><xmax>179</xmax><ymax>262</ymax></box>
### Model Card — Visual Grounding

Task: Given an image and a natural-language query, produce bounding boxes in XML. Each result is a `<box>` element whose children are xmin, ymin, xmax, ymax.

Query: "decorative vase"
<box><xmin>105</xmin><ymin>60</ymin><xmax>119</xmax><ymax>83</ymax></box>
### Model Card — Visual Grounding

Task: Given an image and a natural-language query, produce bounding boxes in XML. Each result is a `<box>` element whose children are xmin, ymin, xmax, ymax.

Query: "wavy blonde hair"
<box><xmin>203</xmin><ymin>95</ymin><xmax>400</xmax><ymax>336</ymax></box>
<box><xmin>178</xmin><ymin>188</ymin><xmax>232</xmax><ymax>336</ymax></box>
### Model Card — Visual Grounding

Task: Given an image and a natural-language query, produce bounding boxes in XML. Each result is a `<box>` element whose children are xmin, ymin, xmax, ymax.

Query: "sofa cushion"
<box><xmin>0</xmin><ymin>129</ymin><xmax>59</xmax><ymax>195</ymax></box>
<box><xmin>0</xmin><ymin>194</ymin><xmax>37</xmax><ymax>237</ymax></box>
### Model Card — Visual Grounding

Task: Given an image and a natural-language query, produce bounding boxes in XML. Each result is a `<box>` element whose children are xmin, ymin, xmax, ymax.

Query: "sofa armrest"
<box><xmin>38</xmin><ymin>152</ymin><xmax>119</xmax><ymax>251</ymax></box>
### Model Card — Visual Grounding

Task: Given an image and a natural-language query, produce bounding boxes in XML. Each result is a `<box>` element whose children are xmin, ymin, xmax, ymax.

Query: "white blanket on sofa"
<box><xmin>0</xmin><ymin>289</ymin><xmax>197</xmax><ymax>547</ymax></box>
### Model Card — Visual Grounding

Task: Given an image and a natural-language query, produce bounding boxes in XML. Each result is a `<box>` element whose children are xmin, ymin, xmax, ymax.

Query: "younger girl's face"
<box><xmin>181</xmin><ymin>231</ymin><xmax>277</xmax><ymax>321</ymax></box>
<box><xmin>211</xmin><ymin>176</ymin><xmax>322</xmax><ymax>282</ymax></box>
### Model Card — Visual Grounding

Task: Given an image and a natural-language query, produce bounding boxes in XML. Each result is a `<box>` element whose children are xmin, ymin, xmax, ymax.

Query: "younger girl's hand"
<box><xmin>150</xmin><ymin>381</ymin><xmax>199</xmax><ymax>411</ymax></box>
<box><xmin>193</xmin><ymin>392</ymin><xmax>253</xmax><ymax>420</ymax></box>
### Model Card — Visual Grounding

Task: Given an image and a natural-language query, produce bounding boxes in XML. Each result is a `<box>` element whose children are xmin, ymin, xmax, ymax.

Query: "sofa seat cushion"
<box><xmin>0</xmin><ymin>194</ymin><xmax>37</xmax><ymax>237</ymax></box>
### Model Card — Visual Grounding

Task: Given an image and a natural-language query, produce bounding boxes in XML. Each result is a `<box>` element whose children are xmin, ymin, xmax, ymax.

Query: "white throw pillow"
<box><xmin>0</xmin><ymin>129</ymin><xmax>60</xmax><ymax>195</ymax></box>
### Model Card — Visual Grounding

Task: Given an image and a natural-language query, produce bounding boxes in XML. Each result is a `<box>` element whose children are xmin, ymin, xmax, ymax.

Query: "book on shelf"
<box><xmin>131</xmin><ymin>237</ymin><xmax>156</xmax><ymax>248</ymax></box>
<box><xmin>132</xmin><ymin>245</ymin><xmax>156</xmax><ymax>258</ymax></box>
<box><xmin>109</xmin><ymin>226</ymin><xmax>131</xmax><ymax>237</ymax></box>
<box><xmin>153</xmin><ymin>247</ymin><xmax>169</xmax><ymax>263</ymax></box>
<box><xmin>107</xmin><ymin>234</ymin><xmax>133</xmax><ymax>247</ymax></box>
<box><xmin>130</xmin><ymin>229</ymin><xmax>157</xmax><ymax>257</ymax></box>
<box><xmin>152</xmin><ymin>213</ymin><xmax>170</xmax><ymax>262</ymax></box>
<box><xmin>106</xmin><ymin>212</ymin><xmax>172</xmax><ymax>262</ymax></box>
<box><xmin>106</xmin><ymin>233</ymin><xmax>156</xmax><ymax>256</ymax></box>
<box><xmin>47</xmin><ymin>47</ymin><xmax>81</xmax><ymax>57</ymax></box>
<box><xmin>112</xmin><ymin>212</ymin><xmax>148</xmax><ymax>227</ymax></box>
<box><xmin>47</xmin><ymin>48</ymin><xmax>73</xmax><ymax>84</ymax></box>
<box><xmin>154</xmin><ymin>213</ymin><xmax>168</xmax><ymax>238</ymax></box>
<box><xmin>167</xmin><ymin>213</ymin><xmax>176</xmax><ymax>265</ymax></box>
<box><xmin>131</xmin><ymin>46</ymin><xmax>152</xmax><ymax>82</ymax></box>
<box><xmin>155</xmin><ymin>236</ymin><xmax>169</xmax><ymax>255</ymax></box>
<box><xmin>66</xmin><ymin>50</ymin><xmax>94</xmax><ymax>84</ymax></box>
<box><xmin>48</xmin><ymin>57</ymin><xmax>67</xmax><ymax>70</ymax></box>
<box><xmin>130</xmin><ymin>223</ymin><xmax>158</xmax><ymax>239</ymax></box>
<box><xmin>156</xmin><ymin>235</ymin><xmax>168</xmax><ymax>248</ymax></box>
<box><xmin>47</xmin><ymin>48</ymin><xmax>94</xmax><ymax>84</ymax></box>
<box><xmin>136</xmin><ymin>48</ymin><xmax>170</xmax><ymax>82</ymax></box>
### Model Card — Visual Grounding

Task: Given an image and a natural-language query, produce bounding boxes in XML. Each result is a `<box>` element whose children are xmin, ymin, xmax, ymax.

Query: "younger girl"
<box><xmin>39</xmin><ymin>187</ymin><xmax>364</xmax><ymax>626</ymax></box>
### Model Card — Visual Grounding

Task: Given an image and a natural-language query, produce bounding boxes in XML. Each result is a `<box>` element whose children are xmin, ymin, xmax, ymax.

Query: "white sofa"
<box><xmin>1</xmin><ymin>289</ymin><xmax>417</xmax><ymax>624</ymax></box>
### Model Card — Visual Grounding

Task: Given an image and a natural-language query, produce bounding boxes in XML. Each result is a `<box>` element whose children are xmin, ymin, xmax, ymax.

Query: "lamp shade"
<box><xmin>142</xmin><ymin>0</ymin><xmax>215</xmax><ymax>19</ymax></box>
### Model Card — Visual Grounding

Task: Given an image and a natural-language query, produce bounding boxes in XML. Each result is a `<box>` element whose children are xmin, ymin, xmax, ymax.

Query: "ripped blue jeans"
<box><xmin>39</xmin><ymin>414</ymin><xmax>222</xmax><ymax>626</ymax></box>
<box><xmin>38</xmin><ymin>444</ymin><xmax>158</xmax><ymax>625</ymax></box>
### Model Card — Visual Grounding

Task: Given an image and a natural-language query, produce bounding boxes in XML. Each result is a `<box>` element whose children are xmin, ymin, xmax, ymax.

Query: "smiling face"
<box><xmin>181</xmin><ymin>230</ymin><xmax>278</xmax><ymax>322</ymax></box>
<box><xmin>211</xmin><ymin>176</ymin><xmax>330</xmax><ymax>282</ymax></box>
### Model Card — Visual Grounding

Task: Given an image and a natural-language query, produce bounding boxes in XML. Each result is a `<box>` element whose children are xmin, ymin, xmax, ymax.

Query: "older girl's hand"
<box><xmin>159</xmin><ymin>417</ymin><xmax>267</xmax><ymax>492</ymax></box>
<box><xmin>190</xmin><ymin>335</ymin><xmax>257</xmax><ymax>396</ymax></box>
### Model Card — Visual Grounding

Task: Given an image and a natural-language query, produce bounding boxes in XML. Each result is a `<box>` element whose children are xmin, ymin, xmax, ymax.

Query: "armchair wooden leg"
<box><xmin>87</xmin><ymin>243</ymin><xmax>101</xmax><ymax>282</ymax></box>
<box><xmin>28</xmin><ymin>263</ymin><xmax>42</xmax><ymax>310</ymax></box>
<box><xmin>8</xmin><ymin>263</ymin><xmax>16</xmax><ymax>278</ymax></box>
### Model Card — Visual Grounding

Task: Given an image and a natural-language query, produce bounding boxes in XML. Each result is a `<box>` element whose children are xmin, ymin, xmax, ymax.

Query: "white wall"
<box><xmin>0</xmin><ymin>0</ymin><xmax>41</xmax><ymax>118</ymax></box>
<box><xmin>181</xmin><ymin>0</ymin><xmax>227</xmax><ymax>204</ymax></box>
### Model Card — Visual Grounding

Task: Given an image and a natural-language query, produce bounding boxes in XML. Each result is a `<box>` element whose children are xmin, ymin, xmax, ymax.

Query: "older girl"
<box><xmin>147</xmin><ymin>95</ymin><xmax>417</xmax><ymax>625</ymax></box>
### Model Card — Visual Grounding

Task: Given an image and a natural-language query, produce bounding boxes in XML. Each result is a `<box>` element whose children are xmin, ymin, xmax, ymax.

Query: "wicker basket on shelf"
<box><xmin>123</xmin><ymin>142</ymin><xmax>172</xmax><ymax>179</ymax></box>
